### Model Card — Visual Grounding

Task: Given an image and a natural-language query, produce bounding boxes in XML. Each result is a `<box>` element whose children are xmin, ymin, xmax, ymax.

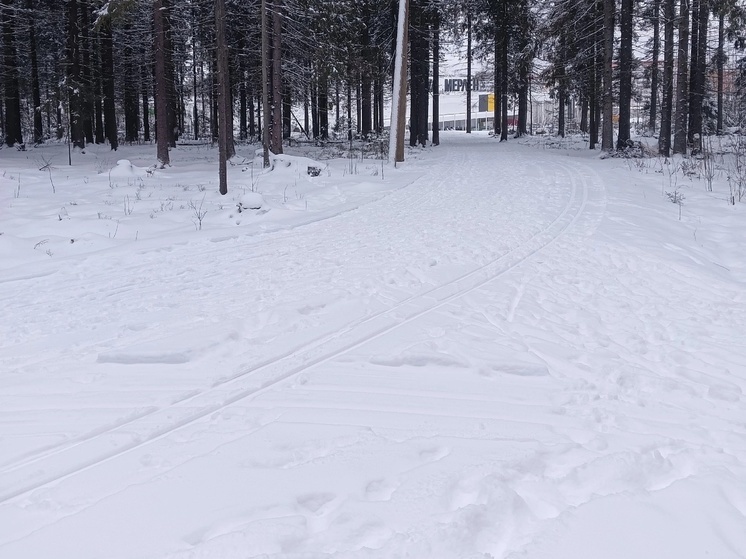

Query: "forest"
<box><xmin>2</xmin><ymin>0</ymin><xmax>746</xmax><ymax>167</ymax></box>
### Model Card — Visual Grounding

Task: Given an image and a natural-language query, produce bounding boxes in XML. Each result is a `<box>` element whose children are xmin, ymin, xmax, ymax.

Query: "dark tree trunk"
<box><xmin>1</xmin><ymin>0</ymin><xmax>22</xmax><ymax>146</ymax></box>
<box><xmin>355</xmin><ymin>78</ymin><xmax>360</xmax><ymax>134</ymax></box>
<box><xmin>376</xmin><ymin>53</ymin><xmax>385</xmax><ymax>134</ymax></box>
<box><xmin>432</xmin><ymin>7</ymin><xmax>440</xmax><ymax>145</ymax></box>
<box><xmin>517</xmin><ymin>78</ymin><xmax>528</xmax><ymax>136</ymax></box>
<box><xmin>589</xmin><ymin>4</ymin><xmax>600</xmax><ymax>150</ymax></box>
<box><xmin>361</xmin><ymin>3</ymin><xmax>373</xmax><ymax>137</ymax></box>
<box><xmin>687</xmin><ymin>0</ymin><xmax>700</xmax><ymax>145</ymax></box>
<box><xmin>261</xmin><ymin>0</ymin><xmax>270</xmax><ymax>164</ymax></box>
<box><xmin>28</xmin><ymin>0</ymin><xmax>42</xmax><ymax>143</ymax></box>
<box><xmin>311</xmin><ymin>75</ymin><xmax>319</xmax><ymax>139</ymax></box>
<box><xmin>270</xmin><ymin>0</ymin><xmax>283</xmax><ymax>153</ymax></box>
<box><xmin>673</xmin><ymin>0</ymin><xmax>689</xmax><ymax>154</ymax></box>
<box><xmin>492</xmin><ymin>29</ymin><xmax>500</xmax><ymax>137</ymax></box>
<box><xmin>249</xmin><ymin>84</ymin><xmax>256</xmax><ymax>138</ymax></box>
<box><xmin>601</xmin><ymin>0</ymin><xmax>615</xmax><ymax>150</ymax></box>
<box><xmin>154</xmin><ymin>0</ymin><xmax>170</xmax><ymax>165</ymax></box>
<box><xmin>557</xmin><ymin>33</ymin><xmax>567</xmax><ymax>138</ymax></box>
<box><xmin>67</xmin><ymin>0</ymin><xmax>85</xmax><ymax>149</ymax></box>
<box><xmin>163</xmin><ymin>0</ymin><xmax>178</xmax><ymax>147</ymax></box>
<box><xmin>101</xmin><ymin>18</ymin><xmax>117</xmax><ymax>150</ymax></box>
<box><xmin>558</xmin><ymin>83</ymin><xmax>566</xmax><ymax>138</ymax></box>
<box><xmin>659</xmin><ymin>0</ymin><xmax>674</xmax><ymax>156</ymax></box>
<box><xmin>283</xmin><ymin>88</ymin><xmax>291</xmax><ymax>139</ymax></box>
<box><xmin>500</xmin><ymin>0</ymin><xmax>508</xmax><ymax>141</ymax></box>
<box><xmin>409</xmin><ymin>3</ymin><xmax>429</xmax><ymax>147</ymax></box>
<box><xmin>347</xmin><ymin>76</ymin><xmax>352</xmax><ymax>140</ymax></box>
<box><xmin>81</xmin><ymin>0</ymin><xmax>94</xmax><ymax>145</ymax></box>
<box><xmin>617</xmin><ymin>0</ymin><xmax>632</xmax><ymax>149</ymax></box>
<box><xmin>216</xmin><ymin>0</ymin><xmax>230</xmax><ymax>194</ymax></box>
<box><xmin>319</xmin><ymin>71</ymin><xmax>328</xmax><ymax>140</ymax></box>
<box><xmin>649</xmin><ymin>0</ymin><xmax>660</xmax><ymax>134</ymax></box>
<box><xmin>580</xmin><ymin>95</ymin><xmax>588</xmax><ymax>133</ymax></box>
<box><xmin>240</xmin><ymin>79</ymin><xmax>247</xmax><ymax>140</ymax></box>
<box><xmin>93</xmin><ymin>27</ymin><xmax>104</xmax><ymax>144</ymax></box>
<box><xmin>192</xmin><ymin>10</ymin><xmax>199</xmax><ymax>140</ymax></box>
<box><xmin>717</xmin><ymin>11</ymin><xmax>724</xmax><ymax>134</ymax></box>
<box><xmin>142</xmin><ymin>61</ymin><xmax>151</xmax><ymax>142</ymax></box>
<box><xmin>688</xmin><ymin>0</ymin><xmax>708</xmax><ymax>146</ymax></box>
<box><xmin>124</xmin><ymin>45</ymin><xmax>140</xmax><ymax>143</ymax></box>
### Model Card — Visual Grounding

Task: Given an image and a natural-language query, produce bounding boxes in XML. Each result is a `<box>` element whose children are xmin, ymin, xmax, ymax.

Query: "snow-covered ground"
<box><xmin>1</xmin><ymin>133</ymin><xmax>745</xmax><ymax>559</ymax></box>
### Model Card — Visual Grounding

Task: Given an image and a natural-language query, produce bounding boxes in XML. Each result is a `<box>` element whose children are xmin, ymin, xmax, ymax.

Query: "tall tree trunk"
<box><xmin>94</xmin><ymin>47</ymin><xmax>105</xmax><ymax>144</ymax></box>
<box><xmin>319</xmin><ymin>71</ymin><xmax>328</xmax><ymax>140</ymax></box>
<box><xmin>717</xmin><ymin>10</ymin><xmax>724</xmax><ymax>134</ymax></box>
<box><xmin>659</xmin><ymin>0</ymin><xmax>674</xmax><ymax>155</ymax></box>
<box><xmin>500</xmin><ymin>0</ymin><xmax>508</xmax><ymax>141</ymax></box>
<box><xmin>673</xmin><ymin>0</ymin><xmax>690</xmax><ymax>154</ymax></box>
<box><xmin>347</xmin><ymin>76</ymin><xmax>352</xmax><ymax>140</ymax></box>
<box><xmin>283</xmin><ymin>88</ymin><xmax>291</xmax><ymax>139</ymax></box>
<box><xmin>580</xmin><ymin>95</ymin><xmax>588</xmax><ymax>133</ymax></box>
<box><xmin>361</xmin><ymin>2</ymin><xmax>373</xmax><ymax>137</ymax></box>
<box><xmin>28</xmin><ymin>0</ymin><xmax>42</xmax><ymax>143</ymax></box>
<box><xmin>557</xmin><ymin>33</ymin><xmax>566</xmax><ymax>138</ymax></box>
<box><xmin>270</xmin><ymin>0</ymin><xmax>283</xmax><ymax>153</ymax></box>
<box><xmin>601</xmin><ymin>0</ymin><xmax>615</xmax><ymax>150</ymax></box>
<box><xmin>389</xmin><ymin>0</ymin><xmax>409</xmax><ymax>162</ymax></box>
<box><xmin>311</xmin><ymin>73</ymin><xmax>319</xmax><ymax>139</ymax></box>
<box><xmin>240</xmin><ymin>79</ymin><xmax>247</xmax><ymax>140</ymax></box>
<box><xmin>687</xmin><ymin>0</ymin><xmax>700</xmax><ymax>145</ymax></box>
<box><xmin>124</xmin><ymin>45</ymin><xmax>140</xmax><ymax>143</ymax></box>
<box><xmin>67</xmin><ymin>0</ymin><xmax>85</xmax><ymax>149</ymax></box>
<box><xmin>1</xmin><ymin>0</ymin><xmax>21</xmax><ymax>146</ymax></box>
<box><xmin>648</xmin><ymin>0</ymin><xmax>660</xmax><ymax>134</ymax></box>
<box><xmin>492</xmin><ymin>28</ymin><xmax>500</xmax><ymax>137</ymax></box>
<box><xmin>249</xmin><ymin>83</ymin><xmax>256</xmax><ymax>138</ymax></box>
<box><xmin>81</xmin><ymin>0</ymin><xmax>94</xmax><ymax>145</ymax></box>
<box><xmin>432</xmin><ymin>7</ymin><xmax>440</xmax><ymax>145</ymax></box>
<box><xmin>377</xmin><ymin>53</ymin><xmax>385</xmax><ymax>132</ymax></box>
<box><xmin>261</xmin><ymin>0</ymin><xmax>270</xmax><ymax>165</ymax></box>
<box><xmin>101</xmin><ymin>17</ymin><xmax>117</xmax><ymax>150</ymax></box>
<box><xmin>617</xmin><ymin>0</ymin><xmax>632</xmax><ymax>148</ymax></box>
<box><xmin>163</xmin><ymin>0</ymin><xmax>177</xmax><ymax>147</ymax></box>
<box><xmin>215</xmin><ymin>0</ymin><xmax>230</xmax><ymax>195</ymax></box>
<box><xmin>688</xmin><ymin>0</ymin><xmax>708</xmax><ymax>147</ymax></box>
<box><xmin>154</xmin><ymin>0</ymin><xmax>170</xmax><ymax>165</ymax></box>
<box><xmin>409</xmin><ymin>2</ymin><xmax>428</xmax><ymax>147</ymax></box>
<box><xmin>589</xmin><ymin>3</ymin><xmax>601</xmax><ymax>150</ymax></box>
<box><xmin>142</xmin><ymin>61</ymin><xmax>151</xmax><ymax>142</ymax></box>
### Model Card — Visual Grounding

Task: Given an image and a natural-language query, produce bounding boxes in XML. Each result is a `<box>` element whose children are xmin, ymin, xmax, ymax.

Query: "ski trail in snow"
<box><xmin>0</xmin><ymin>150</ymin><xmax>599</xmax><ymax>506</ymax></box>
<box><xmin>4</xmin><ymin>136</ymin><xmax>745</xmax><ymax>559</ymax></box>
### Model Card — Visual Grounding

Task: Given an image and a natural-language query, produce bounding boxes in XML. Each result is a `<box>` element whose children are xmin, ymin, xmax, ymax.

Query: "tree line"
<box><xmin>2</xmin><ymin>0</ymin><xmax>746</xmax><ymax>170</ymax></box>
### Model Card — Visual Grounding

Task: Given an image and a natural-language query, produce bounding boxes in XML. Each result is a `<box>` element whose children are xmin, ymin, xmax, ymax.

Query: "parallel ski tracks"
<box><xmin>0</xmin><ymin>156</ymin><xmax>602</xmax><ymax>506</ymax></box>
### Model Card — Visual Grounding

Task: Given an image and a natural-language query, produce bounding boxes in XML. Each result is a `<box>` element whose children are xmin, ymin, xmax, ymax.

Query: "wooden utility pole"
<box><xmin>466</xmin><ymin>5</ymin><xmax>472</xmax><ymax>134</ymax></box>
<box><xmin>389</xmin><ymin>0</ymin><xmax>409</xmax><ymax>164</ymax></box>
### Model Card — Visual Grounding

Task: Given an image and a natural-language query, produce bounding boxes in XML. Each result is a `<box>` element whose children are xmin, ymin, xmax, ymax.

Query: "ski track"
<box><xmin>2</xmin><ymin>135</ymin><xmax>746</xmax><ymax>559</ymax></box>
<box><xmin>0</xmin><ymin>144</ymin><xmax>585</xmax><ymax>502</ymax></box>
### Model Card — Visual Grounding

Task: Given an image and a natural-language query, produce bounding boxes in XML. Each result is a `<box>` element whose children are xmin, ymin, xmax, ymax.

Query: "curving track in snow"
<box><xmin>2</xmin><ymin>134</ymin><xmax>745</xmax><ymax>559</ymax></box>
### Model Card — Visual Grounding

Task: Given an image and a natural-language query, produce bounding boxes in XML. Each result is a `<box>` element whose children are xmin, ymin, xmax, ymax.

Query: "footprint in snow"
<box><xmin>365</xmin><ymin>479</ymin><xmax>399</xmax><ymax>501</ymax></box>
<box><xmin>296</xmin><ymin>492</ymin><xmax>336</xmax><ymax>514</ymax></box>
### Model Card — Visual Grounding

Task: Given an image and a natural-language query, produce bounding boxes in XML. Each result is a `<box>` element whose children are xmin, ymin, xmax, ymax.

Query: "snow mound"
<box><xmin>108</xmin><ymin>159</ymin><xmax>150</xmax><ymax>178</ymax></box>
<box><xmin>237</xmin><ymin>192</ymin><xmax>264</xmax><ymax>211</ymax></box>
<box><xmin>255</xmin><ymin>150</ymin><xmax>327</xmax><ymax>177</ymax></box>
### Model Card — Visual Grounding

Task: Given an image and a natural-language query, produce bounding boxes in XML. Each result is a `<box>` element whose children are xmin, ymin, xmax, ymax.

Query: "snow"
<box><xmin>1</xmin><ymin>133</ymin><xmax>745</xmax><ymax>559</ymax></box>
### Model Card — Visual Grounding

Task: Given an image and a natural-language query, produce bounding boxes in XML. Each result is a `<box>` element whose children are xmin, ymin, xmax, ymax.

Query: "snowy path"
<box><xmin>2</xmin><ymin>135</ymin><xmax>746</xmax><ymax>559</ymax></box>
